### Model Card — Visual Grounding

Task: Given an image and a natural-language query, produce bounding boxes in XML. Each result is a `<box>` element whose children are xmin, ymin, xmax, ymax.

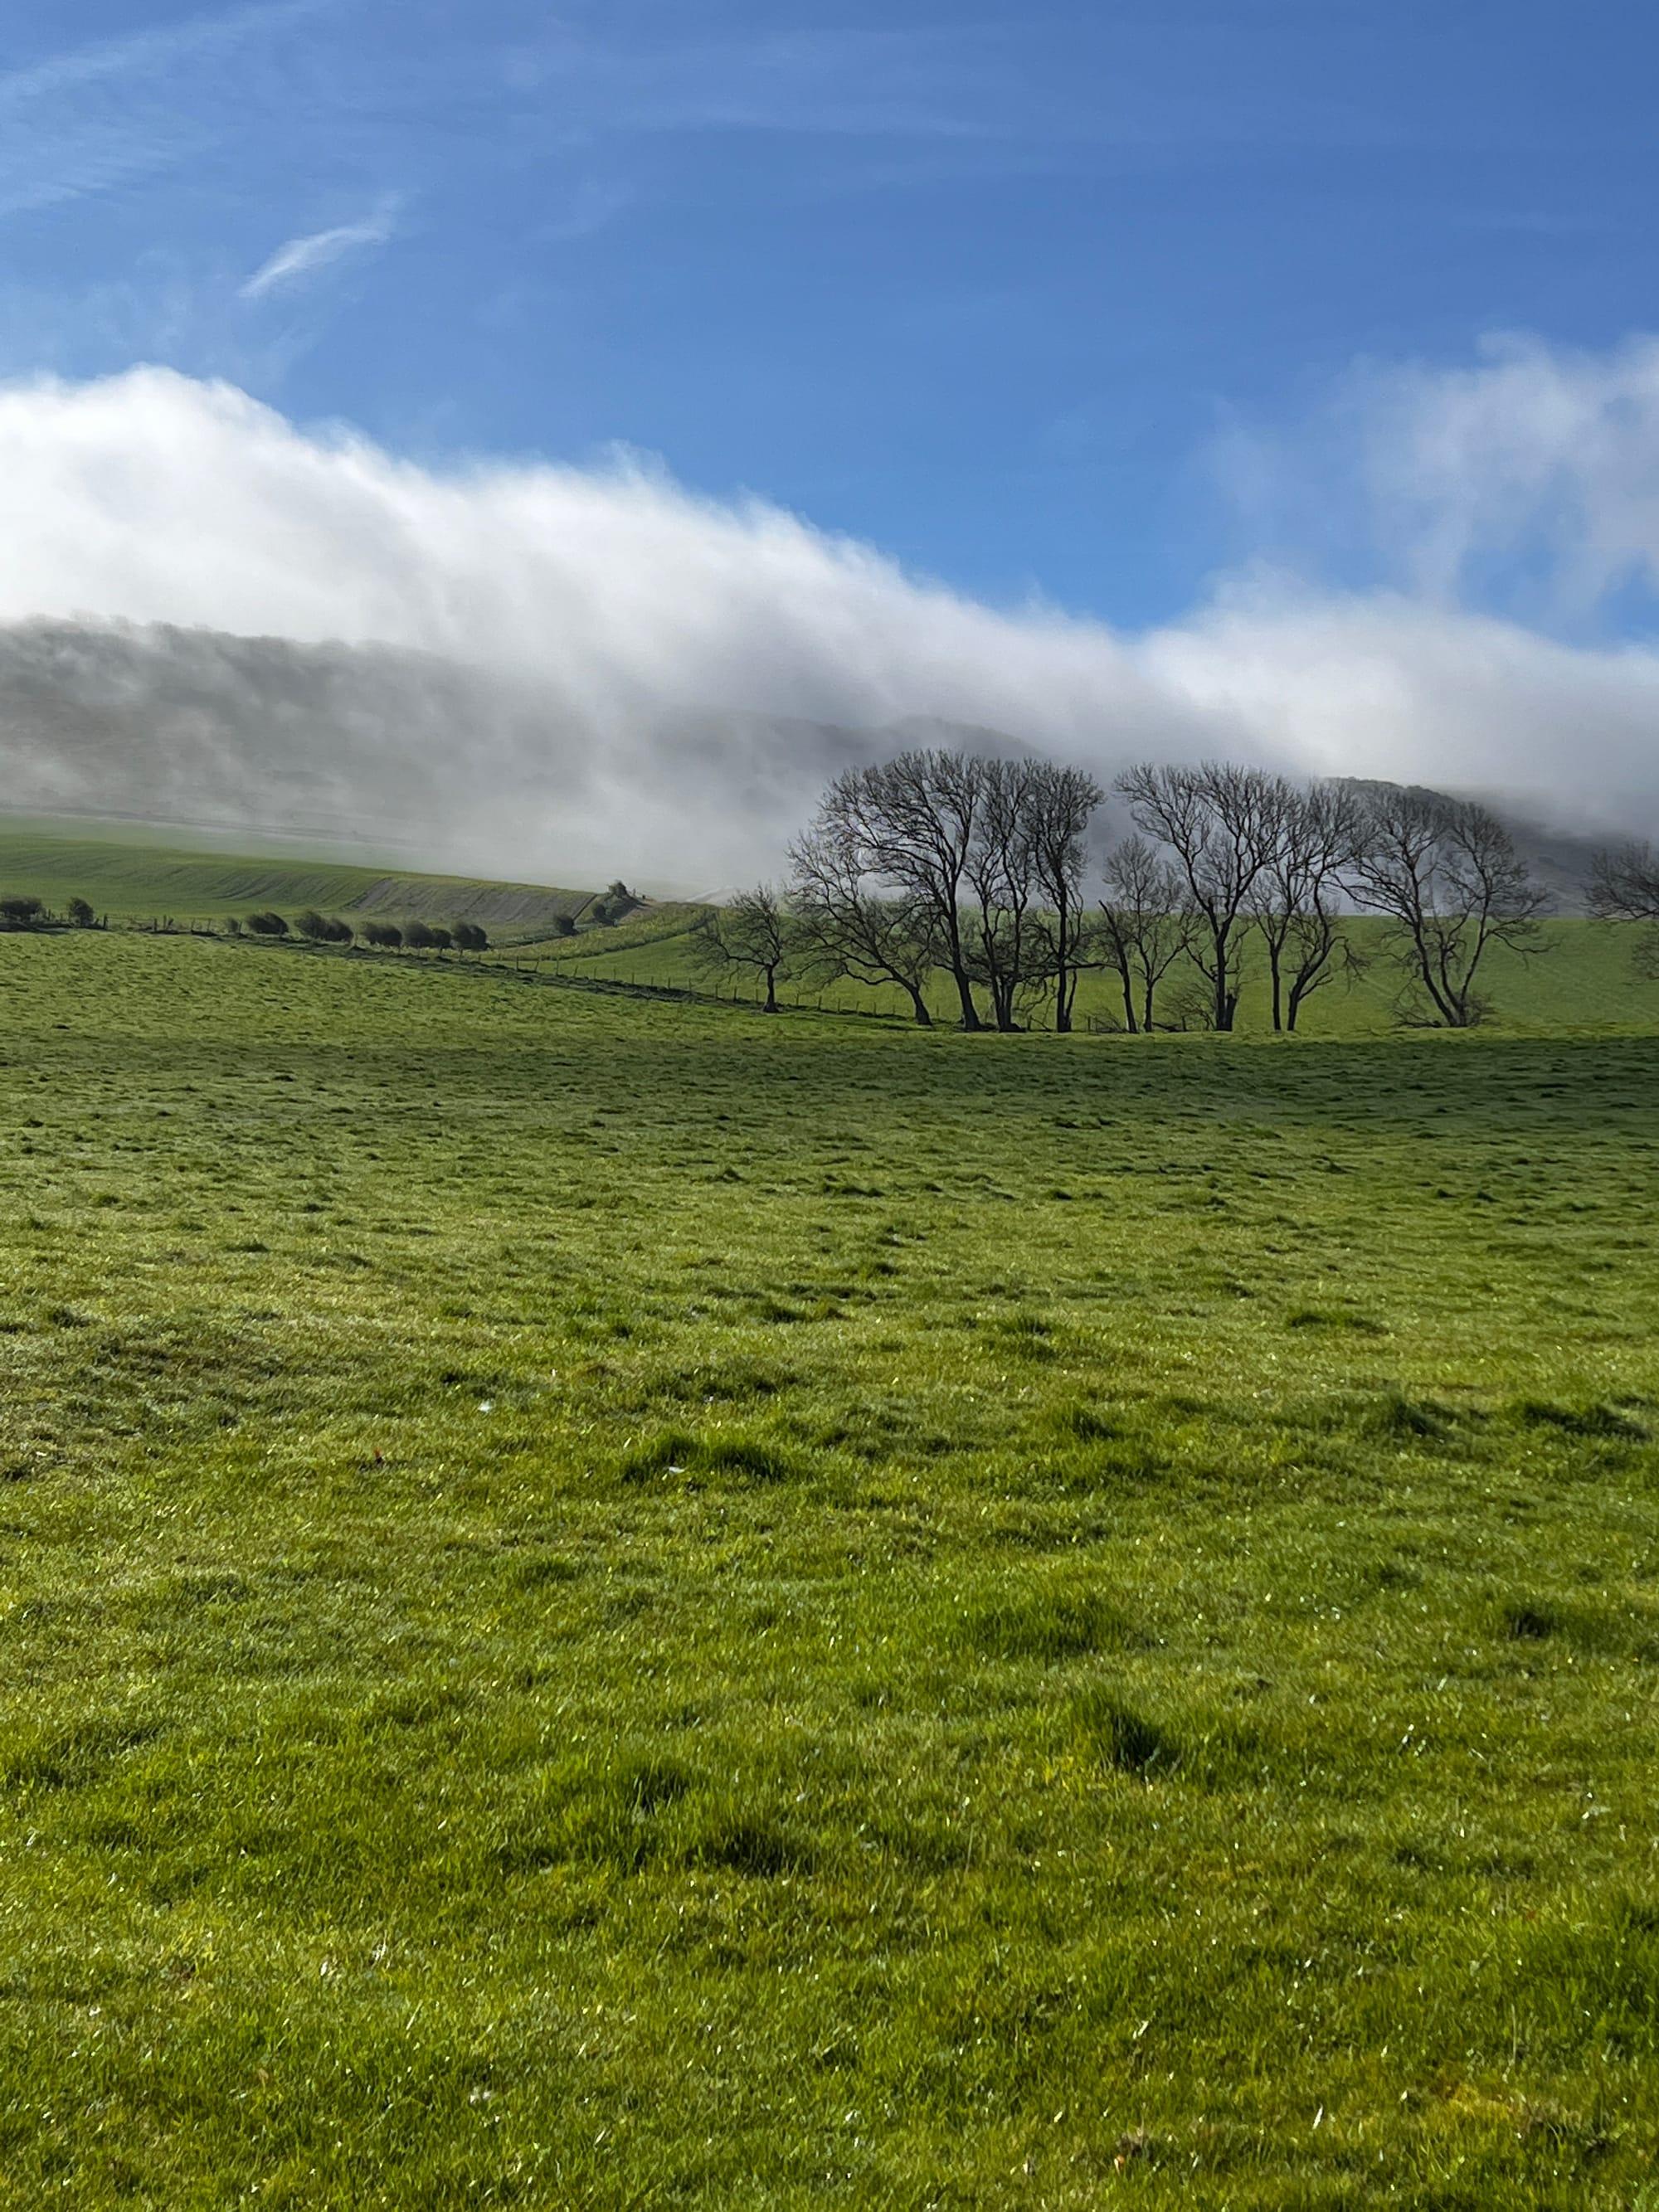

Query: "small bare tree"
<box><xmin>1094</xmin><ymin>834</ymin><xmax>1194</xmax><ymax>1032</ymax></box>
<box><xmin>693</xmin><ymin>883</ymin><xmax>799</xmax><ymax>1012</ymax></box>
<box><xmin>820</xmin><ymin>751</ymin><xmax>985</xmax><ymax>1028</ymax></box>
<box><xmin>1025</xmin><ymin>760</ymin><xmax>1105</xmax><ymax>1032</ymax></box>
<box><xmin>1589</xmin><ymin>840</ymin><xmax>1659</xmax><ymax>918</ymax></box>
<box><xmin>1588</xmin><ymin>839</ymin><xmax>1659</xmax><ymax>976</ymax></box>
<box><xmin>789</xmin><ymin>826</ymin><xmax>940</xmax><ymax>1025</ymax></box>
<box><xmin>1116</xmin><ymin>762</ymin><xmax>1280</xmax><ymax>1030</ymax></box>
<box><xmin>1246</xmin><ymin>781</ymin><xmax>1367</xmax><ymax>1032</ymax></box>
<box><xmin>1349</xmin><ymin>788</ymin><xmax>1546</xmax><ymax>1027</ymax></box>
<box><xmin>961</xmin><ymin>757</ymin><xmax>1042</xmax><ymax>1033</ymax></box>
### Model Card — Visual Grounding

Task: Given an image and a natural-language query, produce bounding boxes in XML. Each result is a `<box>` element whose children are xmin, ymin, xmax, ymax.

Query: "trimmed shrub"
<box><xmin>404</xmin><ymin>920</ymin><xmax>436</xmax><ymax>950</ymax></box>
<box><xmin>364</xmin><ymin>921</ymin><xmax>402</xmax><ymax>950</ymax></box>
<box><xmin>427</xmin><ymin>926</ymin><xmax>453</xmax><ymax>953</ymax></box>
<box><xmin>324</xmin><ymin>917</ymin><xmax>355</xmax><ymax>944</ymax></box>
<box><xmin>294</xmin><ymin>909</ymin><xmax>330</xmax><ymax>942</ymax></box>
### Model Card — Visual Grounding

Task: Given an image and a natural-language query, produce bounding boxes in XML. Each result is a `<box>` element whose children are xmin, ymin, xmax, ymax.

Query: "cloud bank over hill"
<box><xmin>0</xmin><ymin>351</ymin><xmax>1653</xmax><ymax>883</ymax></box>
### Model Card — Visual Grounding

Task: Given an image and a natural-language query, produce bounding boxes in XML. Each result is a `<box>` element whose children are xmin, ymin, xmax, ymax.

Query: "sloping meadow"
<box><xmin>0</xmin><ymin>931</ymin><xmax>1656</xmax><ymax>2205</ymax></box>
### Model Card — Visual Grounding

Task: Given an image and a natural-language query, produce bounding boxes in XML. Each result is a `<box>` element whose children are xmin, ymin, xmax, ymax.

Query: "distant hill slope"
<box><xmin>0</xmin><ymin>824</ymin><xmax>592</xmax><ymax>930</ymax></box>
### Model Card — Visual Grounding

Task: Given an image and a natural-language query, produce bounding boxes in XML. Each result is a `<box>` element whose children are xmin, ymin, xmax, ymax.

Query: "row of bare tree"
<box><xmin>698</xmin><ymin>751</ymin><xmax>1561</xmax><ymax>1033</ymax></box>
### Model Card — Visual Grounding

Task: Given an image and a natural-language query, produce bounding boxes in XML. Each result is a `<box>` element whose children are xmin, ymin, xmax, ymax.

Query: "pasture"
<box><xmin>0</xmin><ymin>926</ymin><xmax>1657</xmax><ymax>2205</ymax></box>
<box><xmin>0</xmin><ymin>824</ymin><xmax>592</xmax><ymax>939</ymax></box>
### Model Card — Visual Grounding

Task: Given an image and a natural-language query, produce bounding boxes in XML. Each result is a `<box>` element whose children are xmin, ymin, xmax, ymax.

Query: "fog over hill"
<box><xmin>0</xmin><ymin>618</ymin><xmax>904</xmax><ymax>889</ymax></box>
<box><xmin>0</xmin><ymin>617</ymin><xmax>1616</xmax><ymax>901</ymax></box>
<box><xmin>0</xmin><ymin>368</ymin><xmax>1655</xmax><ymax>883</ymax></box>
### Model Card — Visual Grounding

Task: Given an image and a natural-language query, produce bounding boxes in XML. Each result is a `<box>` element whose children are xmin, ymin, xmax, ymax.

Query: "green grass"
<box><xmin>2</xmin><ymin>930</ymin><xmax>1659</xmax><ymax>2205</ymax></box>
<box><xmin>535</xmin><ymin>910</ymin><xmax>1659</xmax><ymax>1034</ymax></box>
<box><xmin>0</xmin><ymin>821</ymin><xmax>590</xmax><ymax>933</ymax></box>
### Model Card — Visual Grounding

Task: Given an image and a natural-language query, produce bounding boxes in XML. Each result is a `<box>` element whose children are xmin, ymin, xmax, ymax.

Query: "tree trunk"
<box><xmin>1211</xmin><ymin>928</ymin><xmax>1233</xmax><ymax>1031</ymax></box>
<box><xmin>905</xmin><ymin>984</ymin><xmax>933</xmax><ymax>1026</ymax></box>
<box><xmin>764</xmin><ymin>966</ymin><xmax>779</xmax><ymax>1013</ymax></box>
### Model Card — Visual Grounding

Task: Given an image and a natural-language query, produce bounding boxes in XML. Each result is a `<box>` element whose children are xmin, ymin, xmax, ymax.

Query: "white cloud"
<box><xmin>0</xmin><ymin>353</ymin><xmax>1652</xmax><ymax>884</ymax></box>
<box><xmin>1219</xmin><ymin>332</ymin><xmax>1659</xmax><ymax>632</ymax></box>
<box><xmin>241</xmin><ymin>197</ymin><xmax>400</xmax><ymax>300</ymax></box>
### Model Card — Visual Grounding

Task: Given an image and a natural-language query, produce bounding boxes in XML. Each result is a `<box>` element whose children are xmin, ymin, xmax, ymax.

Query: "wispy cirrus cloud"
<box><xmin>0</xmin><ymin>0</ymin><xmax>327</xmax><ymax>221</ymax></box>
<box><xmin>240</xmin><ymin>195</ymin><xmax>401</xmax><ymax>300</ymax></box>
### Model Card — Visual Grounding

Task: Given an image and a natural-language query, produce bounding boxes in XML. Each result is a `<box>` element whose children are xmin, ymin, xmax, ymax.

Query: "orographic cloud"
<box><xmin>0</xmin><ymin>353</ymin><xmax>1652</xmax><ymax>886</ymax></box>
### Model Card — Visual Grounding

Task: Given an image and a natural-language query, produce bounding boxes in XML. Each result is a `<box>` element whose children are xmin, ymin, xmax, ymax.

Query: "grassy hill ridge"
<box><xmin>0</xmin><ymin>823</ymin><xmax>593</xmax><ymax>932</ymax></box>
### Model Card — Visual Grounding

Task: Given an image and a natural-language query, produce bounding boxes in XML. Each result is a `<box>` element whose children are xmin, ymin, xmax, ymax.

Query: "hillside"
<box><xmin>0</xmin><ymin>823</ymin><xmax>593</xmax><ymax>934</ymax></box>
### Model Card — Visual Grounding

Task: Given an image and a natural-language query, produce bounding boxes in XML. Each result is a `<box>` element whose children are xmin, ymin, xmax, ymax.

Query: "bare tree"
<box><xmin>1116</xmin><ymin>762</ymin><xmax>1280</xmax><ymax>1029</ymax></box>
<box><xmin>1349</xmin><ymin>787</ymin><xmax>1547</xmax><ymax>1027</ymax></box>
<box><xmin>1587</xmin><ymin>838</ymin><xmax>1659</xmax><ymax>977</ymax></box>
<box><xmin>1026</xmin><ymin>761</ymin><xmax>1105</xmax><ymax>1032</ymax></box>
<box><xmin>693</xmin><ymin>882</ymin><xmax>799</xmax><ymax>1012</ymax></box>
<box><xmin>962</xmin><ymin>757</ymin><xmax>1041</xmax><ymax>1032</ymax></box>
<box><xmin>789</xmin><ymin>826</ymin><xmax>939</xmax><ymax>1024</ymax></box>
<box><xmin>1245</xmin><ymin>781</ymin><xmax>1367</xmax><ymax>1032</ymax></box>
<box><xmin>819</xmin><ymin>751</ymin><xmax>985</xmax><ymax>1028</ymax></box>
<box><xmin>1093</xmin><ymin>834</ymin><xmax>1194</xmax><ymax>1032</ymax></box>
<box><xmin>1588</xmin><ymin>839</ymin><xmax>1659</xmax><ymax>919</ymax></box>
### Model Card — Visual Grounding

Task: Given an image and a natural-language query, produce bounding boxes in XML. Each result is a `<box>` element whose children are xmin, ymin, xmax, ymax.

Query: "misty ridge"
<box><xmin>0</xmin><ymin>615</ymin><xmax>1608</xmax><ymax>907</ymax></box>
<box><xmin>0</xmin><ymin>615</ymin><xmax>896</xmax><ymax>891</ymax></box>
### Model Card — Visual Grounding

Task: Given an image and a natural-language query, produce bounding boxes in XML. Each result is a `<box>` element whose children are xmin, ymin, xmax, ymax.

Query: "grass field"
<box><xmin>0</xmin><ymin>824</ymin><xmax>590</xmax><ymax>936</ymax></box>
<box><xmin>523</xmin><ymin>907</ymin><xmax>1659</xmax><ymax>1036</ymax></box>
<box><xmin>2</xmin><ymin>927</ymin><xmax>1659</xmax><ymax>2205</ymax></box>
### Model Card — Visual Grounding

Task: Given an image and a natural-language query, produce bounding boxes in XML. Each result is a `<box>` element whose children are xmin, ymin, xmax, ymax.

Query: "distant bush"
<box><xmin>427</xmin><ymin>926</ymin><xmax>453</xmax><ymax>953</ymax></box>
<box><xmin>66</xmin><ymin>897</ymin><xmax>95</xmax><ymax>929</ymax></box>
<box><xmin>244</xmin><ymin>911</ymin><xmax>288</xmax><ymax>937</ymax></box>
<box><xmin>324</xmin><ymin>917</ymin><xmax>355</xmax><ymax>945</ymax></box>
<box><xmin>453</xmin><ymin>921</ymin><xmax>489</xmax><ymax>953</ymax></box>
<box><xmin>362</xmin><ymin>921</ymin><xmax>402</xmax><ymax>950</ymax></box>
<box><xmin>294</xmin><ymin>909</ymin><xmax>330</xmax><ymax>942</ymax></box>
<box><xmin>0</xmin><ymin>895</ymin><xmax>44</xmax><ymax>928</ymax></box>
<box><xmin>553</xmin><ymin>914</ymin><xmax>577</xmax><ymax>937</ymax></box>
<box><xmin>588</xmin><ymin>900</ymin><xmax>613</xmax><ymax>926</ymax></box>
<box><xmin>404</xmin><ymin>920</ymin><xmax>436</xmax><ymax>951</ymax></box>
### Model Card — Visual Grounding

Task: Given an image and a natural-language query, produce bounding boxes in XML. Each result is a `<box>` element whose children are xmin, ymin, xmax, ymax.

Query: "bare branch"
<box><xmin>1348</xmin><ymin>788</ymin><xmax>1547</xmax><ymax>1027</ymax></box>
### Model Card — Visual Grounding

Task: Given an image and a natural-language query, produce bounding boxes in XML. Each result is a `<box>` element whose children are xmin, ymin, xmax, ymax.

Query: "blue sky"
<box><xmin>1</xmin><ymin>0</ymin><xmax>1654</xmax><ymax>629</ymax></box>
